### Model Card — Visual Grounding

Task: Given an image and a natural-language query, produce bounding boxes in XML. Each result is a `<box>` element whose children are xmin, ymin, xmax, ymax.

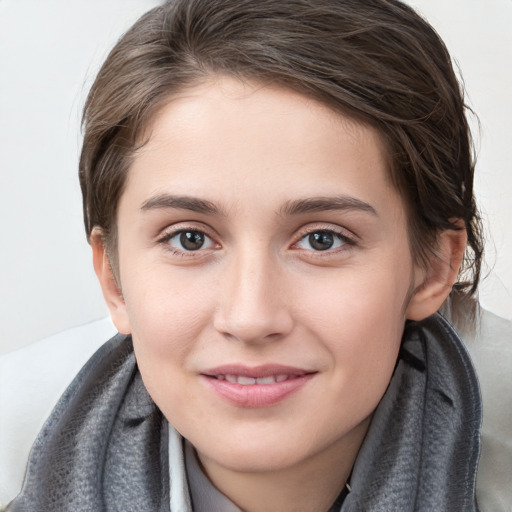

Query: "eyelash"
<box><xmin>292</xmin><ymin>226</ymin><xmax>356</xmax><ymax>255</ymax></box>
<box><xmin>157</xmin><ymin>225</ymin><xmax>219</xmax><ymax>258</ymax></box>
<box><xmin>156</xmin><ymin>225</ymin><xmax>356</xmax><ymax>257</ymax></box>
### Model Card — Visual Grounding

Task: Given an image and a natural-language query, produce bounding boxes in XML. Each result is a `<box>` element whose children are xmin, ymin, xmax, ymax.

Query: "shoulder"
<box><xmin>0</xmin><ymin>318</ymin><xmax>117</xmax><ymax>506</ymax></box>
<box><xmin>461</xmin><ymin>308</ymin><xmax>512</xmax><ymax>511</ymax></box>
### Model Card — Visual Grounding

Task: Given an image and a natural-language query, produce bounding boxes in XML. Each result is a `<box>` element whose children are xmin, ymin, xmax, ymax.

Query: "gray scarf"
<box><xmin>8</xmin><ymin>314</ymin><xmax>481</xmax><ymax>511</ymax></box>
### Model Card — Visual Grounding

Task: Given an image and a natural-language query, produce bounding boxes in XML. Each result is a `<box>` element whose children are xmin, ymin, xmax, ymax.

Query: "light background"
<box><xmin>1</xmin><ymin>0</ymin><xmax>511</xmax><ymax>355</ymax></box>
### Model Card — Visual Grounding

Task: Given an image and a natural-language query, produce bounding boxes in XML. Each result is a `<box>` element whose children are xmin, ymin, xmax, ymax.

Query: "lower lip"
<box><xmin>202</xmin><ymin>374</ymin><xmax>315</xmax><ymax>408</ymax></box>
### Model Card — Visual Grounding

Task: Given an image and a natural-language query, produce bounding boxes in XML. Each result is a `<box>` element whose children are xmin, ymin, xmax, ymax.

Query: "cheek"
<box><xmin>123</xmin><ymin>265</ymin><xmax>213</xmax><ymax>340</ymax></box>
<box><xmin>297</xmin><ymin>256</ymin><xmax>413</xmax><ymax>396</ymax></box>
<box><xmin>126</xmin><ymin>286</ymin><xmax>207</xmax><ymax>420</ymax></box>
<box><xmin>300</xmin><ymin>256</ymin><xmax>411</xmax><ymax>337</ymax></box>
<box><xmin>120</xmin><ymin>269</ymin><xmax>217</xmax><ymax>399</ymax></box>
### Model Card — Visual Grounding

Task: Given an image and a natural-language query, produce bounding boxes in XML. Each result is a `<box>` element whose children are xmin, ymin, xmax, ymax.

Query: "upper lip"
<box><xmin>201</xmin><ymin>364</ymin><xmax>314</xmax><ymax>379</ymax></box>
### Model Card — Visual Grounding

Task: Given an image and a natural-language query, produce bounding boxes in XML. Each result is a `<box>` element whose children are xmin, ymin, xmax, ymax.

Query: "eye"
<box><xmin>295</xmin><ymin>230</ymin><xmax>349</xmax><ymax>251</ymax></box>
<box><xmin>164</xmin><ymin>229</ymin><xmax>216</xmax><ymax>252</ymax></box>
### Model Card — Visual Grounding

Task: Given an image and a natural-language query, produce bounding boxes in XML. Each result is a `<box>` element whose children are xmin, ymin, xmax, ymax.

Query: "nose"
<box><xmin>213</xmin><ymin>249</ymin><xmax>294</xmax><ymax>344</ymax></box>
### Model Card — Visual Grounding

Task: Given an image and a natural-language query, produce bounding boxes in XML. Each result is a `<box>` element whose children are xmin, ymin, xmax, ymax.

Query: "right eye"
<box><xmin>161</xmin><ymin>229</ymin><xmax>217</xmax><ymax>252</ymax></box>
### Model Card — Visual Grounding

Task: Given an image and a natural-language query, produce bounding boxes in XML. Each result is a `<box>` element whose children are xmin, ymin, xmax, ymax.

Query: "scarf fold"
<box><xmin>8</xmin><ymin>335</ymin><xmax>170</xmax><ymax>512</ymax></box>
<box><xmin>341</xmin><ymin>314</ymin><xmax>481</xmax><ymax>511</ymax></box>
<box><xmin>8</xmin><ymin>314</ymin><xmax>481</xmax><ymax>511</ymax></box>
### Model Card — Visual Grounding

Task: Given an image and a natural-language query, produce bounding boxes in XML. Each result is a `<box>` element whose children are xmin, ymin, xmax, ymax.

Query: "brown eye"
<box><xmin>180</xmin><ymin>231</ymin><xmax>205</xmax><ymax>250</ymax></box>
<box><xmin>309</xmin><ymin>232</ymin><xmax>334</xmax><ymax>251</ymax></box>
<box><xmin>296</xmin><ymin>230</ymin><xmax>349</xmax><ymax>252</ymax></box>
<box><xmin>165</xmin><ymin>230</ymin><xmax>216</xmax><ymax>252</ymax></box>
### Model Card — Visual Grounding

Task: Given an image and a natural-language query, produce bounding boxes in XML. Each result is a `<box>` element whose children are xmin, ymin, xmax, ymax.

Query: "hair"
<box><xmin>79</xmin><ymin>0</ymin><xmax>483</xmax><ymax>305</ymax></box>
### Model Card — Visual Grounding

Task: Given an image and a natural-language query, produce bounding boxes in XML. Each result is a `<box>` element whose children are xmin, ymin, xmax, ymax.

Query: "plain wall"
<box><xmin>1</xmin><ymin>0</ymin><xmax>511</xmax><ymax>355</ymax></box>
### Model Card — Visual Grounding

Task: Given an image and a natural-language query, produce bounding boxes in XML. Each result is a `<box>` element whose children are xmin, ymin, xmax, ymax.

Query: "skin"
<box><xmin>93</xmin><ymin>77</ymin><xmax>466</xmax><ymax>512</ymax></box>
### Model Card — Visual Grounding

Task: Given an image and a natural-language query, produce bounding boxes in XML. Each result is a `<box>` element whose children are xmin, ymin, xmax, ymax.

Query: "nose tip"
<box><xmin>213</xmin><ymin>261</ymin><xmax>294</xmax><ymax>344</ymax></box>
<box><xmin>215</xmin><ymin>305</ymin><xmax>294</xmax><ymax>344</ymax></box>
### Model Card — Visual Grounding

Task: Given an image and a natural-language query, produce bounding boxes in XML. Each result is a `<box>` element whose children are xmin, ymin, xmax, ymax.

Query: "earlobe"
<box><xmin>90</xmin><ymin>228</ymin><xmax>131</xmax><ymax>334</ymax></box>
<box><xmin>406</xmin><ymin>225</ymin><xmax>467</xmax><ymax>321</ymax></box>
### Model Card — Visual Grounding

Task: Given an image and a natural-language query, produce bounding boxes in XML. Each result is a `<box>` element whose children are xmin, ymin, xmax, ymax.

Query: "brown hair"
<box><xmin>79</xmin><ymin>0</ymin><xmax>483</xmax><ymax>300</ymax></box>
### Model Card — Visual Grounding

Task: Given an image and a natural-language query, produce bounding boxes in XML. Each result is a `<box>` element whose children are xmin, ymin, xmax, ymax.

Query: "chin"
<box><xmin>203</xmin><ymin>443</ymin><xmax>308</xmax><ymax>474</ymax></box>
<box><xmin>188</xmin><ymin>423</ymin><xmax>338</xmax><ymax>475</ymax></box>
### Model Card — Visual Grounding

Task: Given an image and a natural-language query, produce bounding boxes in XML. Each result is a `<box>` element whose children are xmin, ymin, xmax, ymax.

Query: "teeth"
<box><xmin>237</xmin><ymin>376</ymin><xmax>257</xmax><ymax>385</ymax></box>
<box><xmin>256</xmin><ymin>376</ymin><xmax>276</xmax><ymax>384</ymax></box>
<box><xmin>220</xmin><ymin>374</ymin><xmax>291</xmax><ymax>385</ymax></box>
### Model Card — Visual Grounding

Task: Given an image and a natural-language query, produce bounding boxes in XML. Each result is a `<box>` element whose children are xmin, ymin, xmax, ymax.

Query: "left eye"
<box><xmin>166</xmin><ymin>230</ymin><xmax>216</xmax><ymax>251</ymax></box>
<box><xmin>296</xmin><ymin>230</ymin><xmax>348</xmax><ymax>251</ymax></box>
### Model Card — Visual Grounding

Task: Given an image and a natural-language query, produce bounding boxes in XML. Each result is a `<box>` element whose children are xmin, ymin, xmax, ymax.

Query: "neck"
<box><xmin>197</xmin><ymin>417</ymin><xmax>370</xmax><ymax>512</ymax></box>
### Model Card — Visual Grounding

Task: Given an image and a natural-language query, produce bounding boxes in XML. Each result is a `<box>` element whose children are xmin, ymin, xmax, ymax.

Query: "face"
<box><xmin>105</xmin><ymin>77</ymin><xmax>428</xmax><ymax>476</ymax></box>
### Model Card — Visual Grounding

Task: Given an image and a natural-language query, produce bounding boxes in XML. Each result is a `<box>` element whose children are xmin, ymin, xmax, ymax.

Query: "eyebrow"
<box><xmin>140</xmin><ymin>193</ymin><xmax>377</xmax><ymax>218</ymax></box>
<box><xmin>141</xmin><ymin>194</ymin><xmax>222</xmax><ymax>215</ymax></box>
<box><xmin>280</xmin><ymin>196</ymin><xmax>378</xmax><ymax>217</ymax></box>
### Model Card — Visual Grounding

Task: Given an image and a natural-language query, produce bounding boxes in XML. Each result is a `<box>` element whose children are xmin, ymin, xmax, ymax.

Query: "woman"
<box><xmin>4</xmin><ymin>0</ymin><xmax>508</xmax><ymax>510</ymax></box>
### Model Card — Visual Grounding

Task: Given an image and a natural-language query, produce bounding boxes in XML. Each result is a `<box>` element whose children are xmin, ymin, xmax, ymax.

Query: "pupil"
<box><xmin>309</xmin><ymin>232</ymin><xmax>334</xmax><ymax>251</ymax></box>
<box><xmin>180</xmin><ymin>231</ymin><xmax>204</xmax><ymax>250</ymax></box>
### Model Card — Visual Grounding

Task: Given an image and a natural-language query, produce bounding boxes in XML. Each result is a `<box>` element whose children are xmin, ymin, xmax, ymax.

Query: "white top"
<box><xmin>0</xmin><ymin>318</ymin><xmax>116</xmax><ymax>505</ymax></box>
<box><xmin>1</xmin><ymin>311</ymin><xmax>511</xmax><ymax>510</ymax></box>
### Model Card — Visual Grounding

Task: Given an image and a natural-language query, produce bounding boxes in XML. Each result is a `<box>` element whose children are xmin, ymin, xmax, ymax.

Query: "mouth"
<box><xmin>208</xmin><ymin>374</ymin><xmax>303</xmax><ymax>385</ymax></box>
<box><xmin>202</xmin><ymin>364</ymin><xmax>312</xmax><ymax>383</ymax></box>
<box><xmin>201</xmin><ymin>365</ymin><xmax>316</xmax><ymax>407</ymax></box>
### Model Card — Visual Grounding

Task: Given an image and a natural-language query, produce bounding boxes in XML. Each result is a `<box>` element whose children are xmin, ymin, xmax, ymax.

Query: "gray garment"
<box><xmin>185</xmin><ymin>439</ymin><xmax>242</xmax><ymax>512</ymax></box>
<box><xmin>7</xmin><ymin>314</ymin><xmax>481</xmax><ymax>511</ymax></box>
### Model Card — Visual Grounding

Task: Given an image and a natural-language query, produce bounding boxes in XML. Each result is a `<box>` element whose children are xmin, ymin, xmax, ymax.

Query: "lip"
<box><xmin>201</xmin><ymin>364</ymin><xmax>316</xmax><ymax>408</ymax></box>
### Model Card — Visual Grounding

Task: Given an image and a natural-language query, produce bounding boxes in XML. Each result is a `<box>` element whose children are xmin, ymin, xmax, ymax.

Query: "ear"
<box><xmin>406</xmin><ymin>224</ymin><xmax>467</xmax><ymax>321</ymax></box>
<box><xmin>90</xmin><ymin>228</ymin><xmax>131</xmax><ymax>334</ymax></box>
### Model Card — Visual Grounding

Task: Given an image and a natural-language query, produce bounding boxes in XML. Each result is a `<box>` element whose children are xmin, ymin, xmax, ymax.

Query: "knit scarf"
<box><xmin>8</xmin><ymin>314</ymin><xmax>481</xmax><ymax>511</ymax></box>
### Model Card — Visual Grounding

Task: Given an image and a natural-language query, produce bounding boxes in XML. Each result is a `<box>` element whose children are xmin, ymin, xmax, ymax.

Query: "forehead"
<box><xmin>122</xmin><ymin>77</ymin><xmax>401</xmax><ymax>219</ymax></box>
